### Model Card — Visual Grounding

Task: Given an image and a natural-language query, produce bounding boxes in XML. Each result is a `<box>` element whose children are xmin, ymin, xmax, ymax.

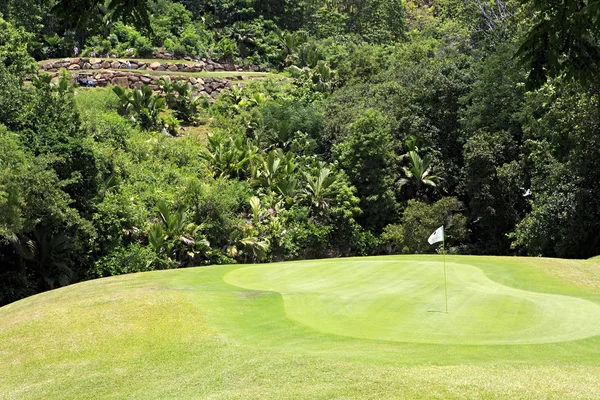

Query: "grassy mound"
<box><xmin>2</xmin><ymin>256</ymin><xmax>600</xmax><ymax>399</ymax></box>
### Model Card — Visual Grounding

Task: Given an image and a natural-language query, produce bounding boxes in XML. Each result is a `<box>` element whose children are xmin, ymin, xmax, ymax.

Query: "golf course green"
<box><xmin>2</xmin><ymin>255</ymin><xmax>600</xmax><ymax>399</ymax></box>
<box><xmin>225</xmin><ymin>258</ymin><xmax>600</xmax><ymax>345</ymax></box>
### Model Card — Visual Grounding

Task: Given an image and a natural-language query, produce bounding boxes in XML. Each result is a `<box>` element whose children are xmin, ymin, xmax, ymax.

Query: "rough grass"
<box><xmin>1</xmin><ymin>256</ymin><xmax>600</xmax><ymax>399</ymax></box>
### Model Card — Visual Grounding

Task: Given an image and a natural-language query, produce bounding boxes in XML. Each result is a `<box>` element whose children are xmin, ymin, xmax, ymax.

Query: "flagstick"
<box><xmin>443</xmin><ymin>236</ymin><xmax>448</xmax><ymax>314</ymax></box>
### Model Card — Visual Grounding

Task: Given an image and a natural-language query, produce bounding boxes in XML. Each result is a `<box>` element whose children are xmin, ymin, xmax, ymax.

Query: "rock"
<box><xmin>129</xmin><ymin>63</ymin><xmax>139</xmax><ymax>69</ymax></box>
<box><xmin>70</xmin><ymin>58</ymin><xmax>80</xmax><ymax>64</ymax></box>
<box><xmin>149</xmin><ymin>62</ymin><xmax>161</xmax><ymax>69</ymax></box>
<box><xmin>199</xmin><ymin>91</ymin><xmax>210</xmax><ymax>98</ymax></box>
<box><xmin>140</xmin><ymin>77</ymin><xmax>152</xmax><ymax>84</ymax></box>
<box><xmin>196</xmin><ymin>85</ymin><xmax>205</xmax><ymax>92</ymax></box>
<box><xmin>207</xmin><ymin>65</ymin><xmax>214</xmax><ymax>72</ymax></box>
<box><xmin>148</xmin><ymin>84</ymin><xmax>159</xmax><ymax>90</ymax></box>
<box><xmin>133</xmin><ymin>81</ymin><xmax>143</xmax><ymax>89</ymax></box>
<box><xmin>102</xmin><ymin>61</ymin><xmax>111</xmax><ymax>69</ymax></box>
<box><xmin>111</xmin><ymin>77</ymin><xmax>129</xmax><ymax>86</ymax></box>
<box><xmin>196</xmin><ymin>78</ymin><xmax>204</xmax><ymax>85</ymax></box>
<box><xmin>156</xmin><ymin>66</ymin><xmax>166</xmax><ymax>71</ymax></box>
<box><xmin>167</xmin><ymin>65</ymin><xmax>178</xmax><ymax>71</ymax></box>
<box><xmin>83</xmin><ymin>63</ymin><xmax>91</xmax><ymax>69</ymax></box>
<box><xmin>68</xmin><ymin>64</ymin><xmax>81</xmax><ymax>70</ymax></box>
<box><xmin>211</xmin><ymin>81</ymin><xmax>221</xmax><ymax>90</ymax></box>
<box><xmin>129</xmin><ymin>75</ymin><xmax>140</xmax><ymax>82</ymax></box>
<box><xmin>210</xmin><ymin>91</ymin><xmax>220</xmax><ymax>99</ymax></box>
<box><xmin>111</xmin><ymin>61</ymin><xmax>121</xmax><ymax>69</ymax></box>
<box><xmin>91</xmin><ymin>63</ymin><xmax>101</xmax><ymax>69</ymax></box>
<box><xmin>189</xmin><ymin>78</ymin><xmax>197</xmax><ymax>84</ymax></box>
<box><xmin>223</xmin><ymin>63</ymin><xmax>235</xmax><ymax>71</ymax></box>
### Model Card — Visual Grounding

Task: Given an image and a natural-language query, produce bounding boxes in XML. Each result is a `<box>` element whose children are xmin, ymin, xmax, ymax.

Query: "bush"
<box><xmin>381</xmin><ymin>197</ymin><xmax>467</xmax><ymax>254</ymax></box>
<box><xmin>90</xmin><ymin>243</ymin><xmax>159</xmax><ymax>278</ymax></box>
<box><xmin>134</xmin><ymin>36</ymin><xmax>154</xmax><ymax>57</ymax></box>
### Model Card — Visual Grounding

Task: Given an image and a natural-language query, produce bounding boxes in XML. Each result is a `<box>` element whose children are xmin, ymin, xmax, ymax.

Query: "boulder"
<box><xmin>102</xmin><ymin>61</ymin><xmax>111</xmax><ymax>69</ymax></box>
<box><xmin>156</xmin><ymin>66</ymin><xmax>166</xmax><ymax>71</ymax></box>
<box><xmin>111</xmin><ymin>61</ymin><xmax>121</xmax><ymax>69</ymax></box>
<box><xmin>140</xmin><ymin>76</ymin><xmax>153</xmax><ymax>84</ymax></box>
<box><xmin>68</xmin><ymin>64</ymin><xmax>81</xmax><ymax>70</ymax></box>
<box><xmin>149</xmin><ymin>62</ymin><xmax>161</xmax><ymax>69</ymax></box>
<box><xmin>91</xmin><ymin>63</ymin><xmax>101</xmax><ymax>69</ymax></box>
<box><xmin>70</xmin><ymin>58</ymin><xmax>80</xmax><ymax>64</ymax></box>
<box><xmin>167</xmin><ymin>64</ymin><xmax>178</xmax><ymax>71</ymax></box>
<box><xmin>83</xmin><ymin>63</ymin><xmax>91</xmax><ymax>69</ymax></box>
<box><xmin>129</xmin><ymin>75</ymin><xmax>140</xmax><ymax>82</ymax></box>
<box><xmin>111</xmin><ymin>77</ymin><xmax>129</xmax><ymax>87</ymax></box>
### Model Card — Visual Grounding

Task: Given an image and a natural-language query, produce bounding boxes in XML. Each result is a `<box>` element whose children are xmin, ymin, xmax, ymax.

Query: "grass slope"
<box><xmin>2</xmin><ymin>256</ymin><xmax>600</xmax><ymax>399</ymax></box>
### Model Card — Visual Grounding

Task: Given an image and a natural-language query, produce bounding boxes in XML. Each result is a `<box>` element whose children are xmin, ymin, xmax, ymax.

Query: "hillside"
<box><xmin>2</xmin><ymin>256</ymin><xmax>600</xmax><ymax>398</ymax></box>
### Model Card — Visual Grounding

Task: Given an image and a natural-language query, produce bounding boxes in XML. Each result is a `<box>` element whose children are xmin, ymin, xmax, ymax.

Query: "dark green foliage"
<box><xmin>517</xmin><ymin>0</ymin><xmax>600</xmax><ymax>89</ymax></box>
<box><xmin>381</xmin><ymin>197</ymin><xmax>467</xmax><ymax>254</ymax></box>
<box><xmin>334</xmin><ymin>109</ymin><xmax>398</xmax><ymax>231</ymax></box>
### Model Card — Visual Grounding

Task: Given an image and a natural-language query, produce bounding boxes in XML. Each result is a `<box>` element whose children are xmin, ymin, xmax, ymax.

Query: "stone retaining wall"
<box><xmin>68</xmin><ymin>70</ymin><xmax>258</xmax><ymax>98</ymax></box>
<box><xmin>41</xmin><ymin>58</ymin><xmax>268</xmax><ymax>73</ymax></box>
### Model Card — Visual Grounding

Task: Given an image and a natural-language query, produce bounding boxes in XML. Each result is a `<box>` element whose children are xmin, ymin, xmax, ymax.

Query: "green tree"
<box><xmin>334</xmin><ymin>109</ymin><xmax>398</xmax><ymax>231</ymax></box>
<box><xmin>382</xmin><ymin>197</ymin><xmax>467</xmax><ymax>254</ymax></box>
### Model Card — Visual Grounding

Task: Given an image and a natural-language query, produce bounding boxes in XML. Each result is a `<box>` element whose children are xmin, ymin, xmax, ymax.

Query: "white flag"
<box><xmin>428</xmin><ymin>226</ymin><xmax>444</xmax><ymax>245</ymax></box>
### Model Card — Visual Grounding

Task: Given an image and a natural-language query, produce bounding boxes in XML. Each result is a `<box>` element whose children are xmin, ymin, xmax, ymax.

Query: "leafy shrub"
<box><xmin>91</xmin><ymin>243</ymin><xmax>158</xmax><ymax>278</ymax></box>
<box><xmin>381</xmin><ymin>197</ymin><xmax>467</xmax><ymax>254</ymax></box>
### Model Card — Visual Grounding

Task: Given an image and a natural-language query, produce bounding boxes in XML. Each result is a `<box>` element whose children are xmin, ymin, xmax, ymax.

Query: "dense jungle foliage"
<box><xmin>2</xmin><ymin>0</ymin><xmax>600</xmax><ymax>305</ymax></box>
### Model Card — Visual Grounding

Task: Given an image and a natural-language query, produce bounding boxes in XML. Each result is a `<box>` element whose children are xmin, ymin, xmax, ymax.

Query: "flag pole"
<box><xmin>443</xmin><ymin>231</ymin><xmax>448</xmax><ymax>314</ymax></box>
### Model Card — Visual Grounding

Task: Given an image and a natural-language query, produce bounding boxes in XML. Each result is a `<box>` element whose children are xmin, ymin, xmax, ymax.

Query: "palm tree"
<box><xmin>398</xmin><ymin>150</ymin><xmax>440</xmax><ymax>202</ymax></box>
<box><xmin>304</xmin><ymin>163</ymin><xmax>337</xmax><ymax>211</ymax></box>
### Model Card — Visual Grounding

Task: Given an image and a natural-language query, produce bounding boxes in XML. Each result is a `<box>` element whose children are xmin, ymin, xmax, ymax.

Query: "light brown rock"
<box><xmin>112</xmin><ymin>77</ymin><xmax>129</xmax><ymax>86</ymax></box>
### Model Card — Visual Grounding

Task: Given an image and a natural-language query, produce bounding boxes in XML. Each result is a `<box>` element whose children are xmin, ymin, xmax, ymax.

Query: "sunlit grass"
<box><xmin>1</xmin><ymin>256</ymin><xmax>600</xmax><ymax>399</ymax></box>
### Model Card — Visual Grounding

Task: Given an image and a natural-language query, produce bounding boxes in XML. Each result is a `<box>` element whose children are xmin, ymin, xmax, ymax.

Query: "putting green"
<box><xmin>225</xmin><ymin>257</ymin><xmax>600</xmax><ymax>345</ymax></box>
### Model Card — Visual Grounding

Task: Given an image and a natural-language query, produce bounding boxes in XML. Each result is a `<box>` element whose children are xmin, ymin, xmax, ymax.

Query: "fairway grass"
<box><xmin>2</xmin><ymin>256</ymin><xmax>600</xmax><ymax>399</ymax></box>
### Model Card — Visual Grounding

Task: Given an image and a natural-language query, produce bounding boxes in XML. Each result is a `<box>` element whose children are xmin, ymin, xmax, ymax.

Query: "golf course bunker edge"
<box><xmin>224</xmin><ymin>257</ymin><xmax>600</xmax><ymax>345</ymax></box>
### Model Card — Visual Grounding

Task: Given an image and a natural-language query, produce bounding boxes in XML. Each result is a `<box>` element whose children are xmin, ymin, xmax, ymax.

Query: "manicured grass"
<box><xmin>2</xmin><ymin>256</ymin><xmax>600</xmax><ymax>399</ymax></box>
